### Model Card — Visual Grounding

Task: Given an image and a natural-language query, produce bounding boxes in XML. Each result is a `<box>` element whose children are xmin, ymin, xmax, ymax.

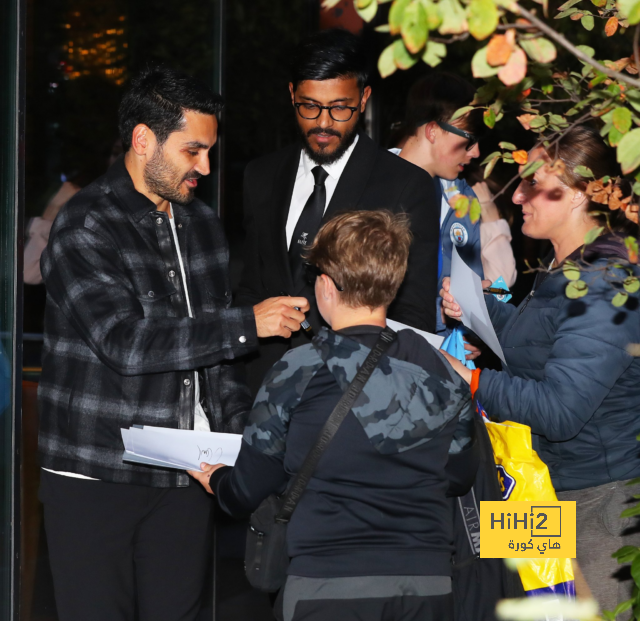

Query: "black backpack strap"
<box><xmin>275</xmin><ymin>326</ymin><xmax>397</xmax><ymax>523</ymax></box>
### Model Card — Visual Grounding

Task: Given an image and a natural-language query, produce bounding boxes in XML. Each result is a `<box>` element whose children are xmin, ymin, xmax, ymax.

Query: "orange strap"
<box><xmin>470</xmin><ymin>368</ymin><xmax>482</xmax><ymax>399</ymax></box>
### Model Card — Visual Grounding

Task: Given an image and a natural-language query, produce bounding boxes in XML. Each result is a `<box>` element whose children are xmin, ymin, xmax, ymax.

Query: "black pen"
<box><xmin>280</xmin><ymin>291</ymin><xmax>313</xmax><ymax>333</ymax></box>
<box><xmin>483</xmin><ymin>287</ymin><xmax>510</xmax><ymax>296</ymax></box>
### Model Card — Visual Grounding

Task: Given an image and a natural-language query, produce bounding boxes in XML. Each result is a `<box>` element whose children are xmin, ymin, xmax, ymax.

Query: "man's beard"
<box><xmin>143</xmin><ymin>146</ymin><xmax>201</xmax><ymax>206</ymax></box>
<box><xmin>297</xmin><ymin>120</ymin><xmax>360</xmax><ymax>166</ymax></box>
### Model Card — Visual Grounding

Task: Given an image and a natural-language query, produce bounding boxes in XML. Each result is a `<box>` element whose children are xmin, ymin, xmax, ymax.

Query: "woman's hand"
<box><xmin>187</xmin><ymin>462</ymin><xmax>226</xmax><ymax>495</ymax></box>
<box><xmin>440</xmin><ymin>277</ymin><xmax>462</xmax><ymax>320</ymax></box>
<box><xmin>439</xmin><ymin>350</ymin><xmax>473</xmax><ymax>385</ymax></box>
<box><xmin>472</xmin><ymin>181</ymin><xmax>500</xmax><ymax>223</ymax></box>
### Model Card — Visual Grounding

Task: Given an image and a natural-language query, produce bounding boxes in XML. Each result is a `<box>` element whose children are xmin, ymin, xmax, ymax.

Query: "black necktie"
<box><xmin>289</xmin><ymin>165</ymin><xmax>329</xmax><ymax>284</ymax></box>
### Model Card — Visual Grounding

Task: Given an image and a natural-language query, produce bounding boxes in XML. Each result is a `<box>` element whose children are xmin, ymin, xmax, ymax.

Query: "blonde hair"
<box><xmin>305</xmin><ymin>210</ymin><xmax>412</xmax><ymax>309</ymax></box>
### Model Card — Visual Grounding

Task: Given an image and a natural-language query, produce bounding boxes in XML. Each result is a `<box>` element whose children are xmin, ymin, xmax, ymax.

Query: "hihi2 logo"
<box><xmin>479</xmin><ymin>501</ymin><xmax>576</xmax><ymax>558</ymax></box>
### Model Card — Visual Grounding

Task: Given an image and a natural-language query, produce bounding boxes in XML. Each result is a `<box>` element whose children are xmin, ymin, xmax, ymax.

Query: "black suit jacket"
<box><xmin>236</xmin><ymin>132</ymin><xmax>440</xmax><ymax>394</ymax></box>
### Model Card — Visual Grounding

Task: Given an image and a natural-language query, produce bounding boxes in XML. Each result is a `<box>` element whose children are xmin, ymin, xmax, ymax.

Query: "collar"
<box><xmin>106</xmin><ymin>155</ymin><xmax>197</xmax><ymax>223</ymax></box>
<box><xmin>301</xmin><ymin>133</ymin><xmax>359</xmax><ymax>181</ymax></box>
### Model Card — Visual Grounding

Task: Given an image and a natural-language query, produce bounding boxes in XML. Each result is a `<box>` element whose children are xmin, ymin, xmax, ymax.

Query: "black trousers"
<box><xmin>289</xmin><ymin>593</ymin><xmax>453</xmax><ymax>621</ymax></box>
<box><xmin>39</xmin><ymin>469</ymin><xmax>214</xmax><ymax>621</ymax></box>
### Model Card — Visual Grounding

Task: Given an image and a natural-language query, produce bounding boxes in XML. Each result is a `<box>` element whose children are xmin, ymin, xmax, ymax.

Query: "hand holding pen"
<box><xmin>280</xmin><ymin>291</ymin><xmax>313</xmax><ymax>334</ymax></box>
<box><xmin>253</xmin><ymin>296</ymin><xmax>310</xmax><ymax>339</ymax></box>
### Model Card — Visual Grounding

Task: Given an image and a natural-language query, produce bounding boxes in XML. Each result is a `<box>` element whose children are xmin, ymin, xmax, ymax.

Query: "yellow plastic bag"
<box><xmin>484</xmin><ymin>419</ymin><xmax>575</xmax><ymax>598</ymax></box>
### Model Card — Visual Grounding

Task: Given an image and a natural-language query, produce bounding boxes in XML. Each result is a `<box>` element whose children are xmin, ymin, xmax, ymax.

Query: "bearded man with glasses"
<box><xmin>237</xmin><ymin>28</ymin><xmax>440</xmax><ymax>396</ymax></box>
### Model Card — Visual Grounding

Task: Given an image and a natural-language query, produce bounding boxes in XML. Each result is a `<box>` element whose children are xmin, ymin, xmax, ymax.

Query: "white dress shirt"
<box><xmin>285</xmin><ymin>135</ymin><xmax>359</xmax><ymax>248</ymax></box>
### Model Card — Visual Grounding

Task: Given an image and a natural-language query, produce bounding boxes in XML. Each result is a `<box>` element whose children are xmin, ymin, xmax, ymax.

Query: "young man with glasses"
<box><xmin>236</xmin><ymin>29</ymin><xmax>440</xmax><ymax>395</ymax></box>
<box><xmin>390</xmin><ymin>73</ymin><xmax>486</xmax><ymax>335</ymax></box>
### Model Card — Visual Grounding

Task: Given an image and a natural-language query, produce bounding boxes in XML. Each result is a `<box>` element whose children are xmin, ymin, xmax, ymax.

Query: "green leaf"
<box><xmin>618</xmin><ymin>0</ymin><xmax>640</xmax><ymax>24</ymax></box>
<box><xmin>529</xmin><ymin>115</ymin><xmax>548</xmax><ymax>129</ymax></box>
<box><xmin>439</xmin><ymin>0</ymin><xmax>468</xmax><ymax>35</ymax></box>
<box><xmin>469</xmin><ymin>198</ymin><xmax>482</xmax><ymax>223</ymax></box>
<box><xmin>520</xmin><ymin>38</ymin><xmax>557</xmax><ymax>63</ymax></box>
<box><xmin>622</xmin><ymin>504</ymin><xmax>640</xmax><ymax>518</ymax></box>
<box><xmin>484</xmin><ymin>155</ymin><xmax>501</xmax><ymax>178</ymax></box>
<box><xmin>557</xmin><ymin>0</ymin><xmax>582</xmax><ymax>9</ymax></box>
<box><xmin>612</xmin><ymin>546</ymin><xmax>640</xmax><ymax>563</ymax></box>
<box><xmin>602</xmin><ymin>611</ymin><xmax>615</xmax><ymax>621</ymax></box>
<box><xmin>484</xmin><ymin>107</ymin><xmax>496</xmax><ymax>128</ymax></box>
<box><xmin>617</xmin><ymin>128</ymin><xmax>640</xmax><ymax>174</ymax></box>
<box><xmin>613</xmin><ymin>107</ymin><xmax>633</xmax><ymax>134</ymax></box>
<box><xmin>549</xmin><ymin>114</ymin><xmax>568</xmax><ymax>126</ymax></box>
<box><xmin>520</xmin><ymin>160</ymin><xmax>545</xmax><ymax>177</ymax></box>
<box><xmin>499</xmin><ymin>141</ymin><xmax>517</xmax><ymax>150</ymax></box>
<box><xmin>576</xmin><ymin>44</ymin><xmax>596</xmax><ymax>58</ymax></box>
<box><xmin>451</xmin><ymin>106</ymin><xmax>475</xmax><ymax>121</ymax></box>
<box><xmin>454</xmin><ymin>195</ymin><xmax>470</xmax><ymax>218</ymax></box>
<box><xmin>584</xmin><ymin>225</ymin><xmax>604</xmax><ymax>244</ymax></box>
<box><xmin>467</xmin><ymin>0</ymin><xmax>499</xmax><ymax>40</ymax></box>
<box><xmin>563</xmin><ymin>261</ymin><xmax>581</xmax><ymax>281</ymax></box>
<box><xmin>472</xmin><ymin>46</ymin><xmax>500</xmax><ymax>78</ymax></box>
<box><xmin>420</xmin><ymin>0</ymin><xmax>443</xmax><ymax>29</ymax></box>
<box><xmin>356</xmin><ymin>0</ymin><xmax>379</xmax><ymax>21</ymax></box>
<box><xmin>401</xmin><ymin>1</ymin><xmax>428</xmax><ymax>52</ymax></box>
<box><xmin>375</xmin><ymin>24</ymin><xmax>392</xmax><ymax>32</ymax></box>
<box><xmin>610</xmin><ymin>127</ymin><xmax>624</xmax><ymax>147</ymax></box>
<box><xmin>481</xmin><ymin>150</ymin><xmax>502</xmax><ymax>165</ymax></box>
<box><xmin>356</xmin><ymin>0</ymin><xmax>374</xmax><ymax>8</ymax></box>
<box><xmin>555</xmin><ymin>6</ymin><xmax>580</xmax><ymax>16</ymax></box>
<box><xmin>566</xmin><ymin>280</ymin><xmax>589</xmax><ymax>298</ymax></box>
<box><xmin>624</xmin><ymin>276</ymin><xmax>640</xmax><ymax>293</ymax></box>
<box><xmin>422</xmin><ymin>40</ymin><xmax>447</xmax><ymax>66</ymax></box>
<box><xmin>574</xmin><ymin>165</ymin><xmax>595</xmax><ymax>178</ymax></box>
<box><xmin>627</xmin><ymin>477</ymin><xmax>640</xmax><ymax>485</ymax></box>
<box><xmin>393</xmin><ymin>39</ymin><xmax>419</xmax><ymax>69</ymax></box>
<box><xmin>390</xmin><ymin>0</ymin><xmax>412</xmax><ymax>34</ymax></box>
<box><xmin>378</xmin><ymin>43</ymin><xmax>398</xmax><ymax>78</ymax></box>
<box><xmin>581</xmin><ymin>14</ymin><xmax>595</xmax><ymax>29</ymax></box>
<box><xmin>613</xmin><ymin>291</ymin><xmax>629</xmax><ymax>306</ymax></box>
<box><xmin>632</xmin><ymin>553</ymin><xmax>640</xmax><ymax>592</ymax></box>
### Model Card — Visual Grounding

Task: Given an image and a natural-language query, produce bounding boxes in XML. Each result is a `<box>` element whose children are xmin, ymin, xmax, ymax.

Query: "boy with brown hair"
<box><xmin>192</xmin><ymin>210</ymin><xmax>476</xmax><ymax>621</ymax></box>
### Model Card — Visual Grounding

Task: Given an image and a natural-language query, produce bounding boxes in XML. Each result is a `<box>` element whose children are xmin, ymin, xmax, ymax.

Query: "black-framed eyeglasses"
<box><xmin>294</xmin><ymin>102</ymin><xmax>359</xmax><ymax>122</ymax></box>
<box><xmin>436</xmin><ymin>121</ymin><xmax>478</xmax><ymax>152</ymax></box>
<box><xmin>304</xmin><ymin>262</ymin><xmax>344</xmax><ymax>291</ymax></box>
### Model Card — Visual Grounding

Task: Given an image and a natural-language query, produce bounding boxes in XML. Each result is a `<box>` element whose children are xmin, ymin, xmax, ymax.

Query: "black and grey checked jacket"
<box><xmin>38</xmin><ymin>156</ymin><xmax>258</xmax><ymax>487</ymax></box>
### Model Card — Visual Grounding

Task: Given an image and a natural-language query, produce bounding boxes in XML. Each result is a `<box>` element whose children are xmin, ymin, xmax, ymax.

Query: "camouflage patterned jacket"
<box><xmin>213</xmin><ymin>325</ymin><xmax>476</xmax><ymax>579</ymax></box>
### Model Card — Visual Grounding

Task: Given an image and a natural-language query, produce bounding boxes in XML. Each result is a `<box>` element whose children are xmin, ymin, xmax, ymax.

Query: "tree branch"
<box><xmin>513</xmin><ymin>4</ymin><xmax>640</xmax><ymax>90</ymax></box>
<box><xmin>430</xmin><ymin>32</ymin><xmax>470</xmax><ymax>43</ymax></box>
<box><xmin>634</xmin><ymin>24</ymin><xmax>640</xmax><ymax>77</ymax></box>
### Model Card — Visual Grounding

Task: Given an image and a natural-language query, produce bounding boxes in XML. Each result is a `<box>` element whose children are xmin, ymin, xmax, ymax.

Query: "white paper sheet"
<box><xmin>449</xmin><ymin>246</ymin><xmax>506</xmax><ymax>364</ymax></box>
<box><xmin>385</xmin><ymin>318</ymin><xmax>445</xmax><ymax>349</ymax></box>
<box><xmin>121</xmin><ymin>426</ymin><xmax>242</xmax><ymax>472</ymax></box>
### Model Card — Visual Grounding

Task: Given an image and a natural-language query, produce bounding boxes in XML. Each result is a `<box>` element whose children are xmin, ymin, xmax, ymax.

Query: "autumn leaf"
<box><xmin>626</xmin><ymin>236</ymin><xmax>639</xmax><ymax>263</ymax></box>
<box><xmin>484</xmin><ymin>108</ymin><xmax>497</xmax><ymax>128</ymax></box>
<box><xmin>570</xmin><ymin>12</ymin><xmax>584</xmax><ymax>19</ymax></box>
<box><xmin>605</xmin><ymin>16</ymin><xmax>619</xmax><ymax>35</ymax></box>
<box><xmin>451</xmin><ymin>194</ymin><xmax>470</xmax><ymax>218</ymax></box>
<box><xmin>517</xmin><ymin>113</ymin><xmax>538</xmax><ymax>130</ymax></box>
<box><xmin>547</xmin><ymin>159</ymin><xmax>566</xmax><ymax>176</ymax></box>
<box><xmin>498</xmin><ymin>47</ymin><xmax>527</xmax><ymax>86</ymax></box>
<box><xmin>486</xmin><ymin>34</ymin><xmax>514</xmax><ymax>66</ymax></box>
<box><xmin>513</xmin><ymin>150</ymin><xmax>528</xmax><ymax>164</ymax></box>
<box><xmin>613</xmin><ymin>106</ymin><xmax>632</xmax><ymax>133</ymax></box>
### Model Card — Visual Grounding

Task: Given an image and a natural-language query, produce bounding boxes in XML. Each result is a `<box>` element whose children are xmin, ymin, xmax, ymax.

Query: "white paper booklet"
<box><xmin>450</xmin><ymin>246</ymin><xmax>506</xmax><ymax>364</ymax></box>
<box><xmin>121</xmin><ymin>426</ymin><xmax>242</xmax><ymax>472</ymax></box>
<box><xmin>385</xmin><ymin>318</ymin><xmax>445</xmax><ymax>349</ymax></box>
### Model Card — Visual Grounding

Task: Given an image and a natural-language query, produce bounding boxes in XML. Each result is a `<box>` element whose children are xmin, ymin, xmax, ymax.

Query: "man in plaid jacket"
<box><xmin>37</xmin><ymin>65</ymin><xmax>309</xmax><ymax>621</ymax></box>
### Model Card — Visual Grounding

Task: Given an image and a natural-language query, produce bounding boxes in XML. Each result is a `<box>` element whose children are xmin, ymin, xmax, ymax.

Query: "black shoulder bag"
<box><xmin>244</xmin><ymin>327</ymin><xmax>397</xmax><ymax>593</ymax></box>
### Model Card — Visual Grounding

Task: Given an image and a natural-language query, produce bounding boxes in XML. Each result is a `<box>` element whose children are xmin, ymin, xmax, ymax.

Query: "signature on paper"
<box><xmin>197</xmin><ymin>446</ymin><xmax>223</xmax><ymax>463</ymax></box>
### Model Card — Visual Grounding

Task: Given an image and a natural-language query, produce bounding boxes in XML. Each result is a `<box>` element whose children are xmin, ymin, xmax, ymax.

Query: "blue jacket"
<box><xmin>477</xmin><ymin>235</ymin><xmax>640</xmax><ymax>492</ymax></box>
